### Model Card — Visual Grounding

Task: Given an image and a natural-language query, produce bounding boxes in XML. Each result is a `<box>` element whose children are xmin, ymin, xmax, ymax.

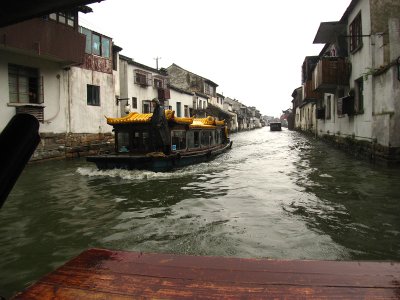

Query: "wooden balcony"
<box><xmin>0</xmin><ymin>18</ymin><xmax>85</xmax><ymax>66</ymax></box>
<box><xmin>313</xmin><ymin>57</ymin><xmax>350</xmax><ymax>92</ymax></box>
<box><xmin>303</xmin><ymin>79</ymin><xmax>323</xmax><ymax>101</ymax></box>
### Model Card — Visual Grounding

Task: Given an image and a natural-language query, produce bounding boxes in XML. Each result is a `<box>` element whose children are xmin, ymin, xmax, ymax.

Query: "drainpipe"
<box><xmin>371</xmin><ymin>33</ymin><xmax>377</xmax><ymax>117</ymax></box>
<box><xmin>67</xmin><ymin>69</ymin><xmax>71</xmax><ymax>133</ymax></box>
<box><xmin>44</xmin><ymin>74</ymin><xmax>61</xmax><ymax>123</ymax></box>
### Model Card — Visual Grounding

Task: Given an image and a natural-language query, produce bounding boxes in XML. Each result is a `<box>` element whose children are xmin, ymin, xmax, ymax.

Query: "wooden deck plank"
<box><xmin>67</xmin><ymin>248</ymin><xmax>400</xmax><ymax>276</ymax></box>
<box><xmin>14</xmin><ymin>275</ymin><xmax>400</xmax><ymax>300</ymax></box>
<box><xmin>58</xmin><ymin>261</ymin><xmax>397</xmax><ymax>288</ymax></box>
<box><xmin>12</xmin><ymin>248</ymin><xmax>400</xmax><ymax>299</ymax></box>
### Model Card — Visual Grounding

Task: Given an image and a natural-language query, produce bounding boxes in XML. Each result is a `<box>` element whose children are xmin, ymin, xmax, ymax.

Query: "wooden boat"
<box><xmin>87</xmin><ymin>110</ymin><xmax>232</xmax><ymax>172</ymax></box>
<box><xmin>13</xmin><ymin>248</ymin><xmax>400</xmax><ymax>299</ymax></box>
<box><xmin>270</xmin><ymin>122</ymin><xmax>282</xmax><ymax>131</ymax></box>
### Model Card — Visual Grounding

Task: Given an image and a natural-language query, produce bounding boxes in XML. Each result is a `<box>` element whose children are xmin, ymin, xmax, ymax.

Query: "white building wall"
<box><xmin>345</xmin><ymin>0</ymin><xmax>372</xmax><ymax>139</ymax></box>
<box><xmin>121</xmin><ymin>61</ymin><xmax>162</xmax><ymax>114</ymax></box>
<box><xmin>169</xmin><ymin>89</ymin><xmax>193</xmax><ymax>117</ymax></box>
<box><xmin>300</xmin><ymin>103</ymin><xmax>315</xmax><ymax>131</ymax></box>
<box><xmin>68</xmin><ymin>67</ymin><xmax>118</xmax><ymax>133</ymax></box>
<box><xmin>316</xmin><ymin>0</ymin><xmax>375</xmax><ymax>142</ymax></box>
<box><xmin>193</xmin><ymin>94</ymin><xmax>208</xmax><ymax>110</ymax></box>
<box><xmin>371</xmin><ymin>18</ymin><xmax>400</xmax><ymax>147</ymax></box>
<box><xmin>0</xmin><ymin>50</ymin><xmax>68</xmax><ymax>133</ymax></box>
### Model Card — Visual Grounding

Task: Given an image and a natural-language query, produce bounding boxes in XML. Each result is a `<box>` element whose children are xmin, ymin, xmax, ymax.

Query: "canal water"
<box><xmin>1</xmin><ymin>127</ymin><xmax>400</xmax><ymax>298</ymax></box>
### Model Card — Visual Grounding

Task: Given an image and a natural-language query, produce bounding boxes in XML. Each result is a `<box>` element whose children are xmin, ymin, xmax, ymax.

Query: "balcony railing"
<box><xmin>312</xmin><ymin>57</ymin><xmax>350</xmax><ymax>92</ymax></box>
<box><xmin>303</xmin><ymin>79</ymin><xmax>323</xmax><ymax>100</ymax></box>
<box><xmin>0</xmin><ymin>18</ymin><xmax>85</xmax><ymax>66</ymax></box>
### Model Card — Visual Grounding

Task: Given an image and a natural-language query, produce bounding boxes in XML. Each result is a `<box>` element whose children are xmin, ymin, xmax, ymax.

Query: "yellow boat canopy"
<box><xmin>106</xmin><ymin>110</ymin><xmax>225</xmax><ymax>128</ymax></box>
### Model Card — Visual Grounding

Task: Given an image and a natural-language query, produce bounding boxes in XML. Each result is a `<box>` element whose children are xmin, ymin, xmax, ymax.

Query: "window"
<box><xmin>81</xmin><ymin>27</ymin><xmax>92</xmax><ymax>54</ymax></box>
<box><xmin>92</xmin><ymin>34</ymin><xmax>101</xmax><ymax>56</ymax></box>
<box><xmin>176</xmin><ymin>102</ymin><xmax>182</xmax><ymax>117</ymax></box>
<box><xmin>135</xmin><ymin>72</ymin><xmax>148</xmax><ymax>86</ymax></box>
<box><xmin>204</xmin><ymin>82</ymin><xmax>215</xmax><ymax>97</ymax></box>
<box><xmin>326</xmin><ymin>95</ymin><xmax>331</xmax><ymax>119</ymax></box>
<box><xmin>48</xmin><ymin>11</ymin><xmax>75</xmax><ymax>27</ymax></box>
<box><xmin>171</xmin><ymin>131</ymin><xmax>187</xmax><ymax>151</ymax></box>
<box><xmin>187</xmin><ymin>131</ymin><xmax>200</xmax><ymax>149</ymax></box>
<box><xmin>117</xmin><ymin>131</ymin><xmax>130</xmax><ymax>153</ymax></box>
<box><xmin>130</xmin><ymin>130</ymin><xmax>150</xmax><ymax>152</ymax></box>
<box><xmin>184</xmin><ymin>105</ymin><xmax>189</xmax><ymax>117</ymax></box>
<box><xmin>101</xmin><ymin>37</ymin><xmax>110</xmax><ymax>58</ymax></box>
<box><xmin>79</xmin><ymin>27</ymin><xmax>111</xmax><ymax>58</ymax></box>
<box><xmin>154</xmin><ymin>78</ymin><xmax>163</xmax><ymax>88</ymax></box>
<box><xmin>354</xmin><ymin>77</ymin><xmax>364</xmax><ymax>114</ymax></box>
<box><xmin>132</xmin><ymin>97</ymin><xmax>137</xmax><ymax>109</ymax></box>
<box><xmin>87</xmin><ymin>85</ymin><xmax>100</xmax><ymax>106</ymax></box>
<box><xmin>8</xmin><ymin>64</ymin><xmax>42</xmax><ymax>104</ymax></box>
<box><xmin>142</xmin><ymin>100</ymin><xmax>152</xmax><ymax>113</ymax></box>
<box><xmin>210</xmin><ymin>131</ymin><xmax>216</xmax><ymax>145</ymax></box>
<box><xmin>215</xmin><ymin>130</ymin><xmax>222</xmax><ymax>145</ymax></box>
<box><xmin>201</xmin><ymin>131</ymin><xmax>212</xmax><ymax>147</ymax></box>
<box><xmin>349</xmin><ymin>12</ymin><xmax>362</xmax><ymax>53</ymax></box>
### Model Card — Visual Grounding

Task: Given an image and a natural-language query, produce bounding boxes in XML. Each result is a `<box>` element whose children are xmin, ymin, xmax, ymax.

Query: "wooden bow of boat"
<box><xmin>12</xmin><ymin>248</ymin><xmax>400</xmax><ymax>299</ymax></box>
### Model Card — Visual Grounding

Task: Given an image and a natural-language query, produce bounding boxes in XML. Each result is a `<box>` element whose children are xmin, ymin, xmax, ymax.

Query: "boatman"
<box><xmin>150</xmin><ymin>98</ymin><xmax>171</xmax><ymax>154</ymax></box>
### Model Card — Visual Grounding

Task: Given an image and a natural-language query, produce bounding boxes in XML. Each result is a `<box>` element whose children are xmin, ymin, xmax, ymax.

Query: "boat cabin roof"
<box><xmin>106</xmin><ymin>110</ymin><xmax>225</xmax><ymax>129</ymax></box>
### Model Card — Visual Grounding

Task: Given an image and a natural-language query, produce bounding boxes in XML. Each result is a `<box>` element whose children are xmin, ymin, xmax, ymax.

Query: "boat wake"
<box><xmin>76</xmin><ymin>160</ymin><xmax>226</xmax><ymax>181</ymax></box>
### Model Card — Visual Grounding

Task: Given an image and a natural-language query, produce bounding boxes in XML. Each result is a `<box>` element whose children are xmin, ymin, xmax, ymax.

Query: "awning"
<box><xmin>313</xmin><ymin>22</ymin><xmax>346</xmax><ymax>44</ymax></box>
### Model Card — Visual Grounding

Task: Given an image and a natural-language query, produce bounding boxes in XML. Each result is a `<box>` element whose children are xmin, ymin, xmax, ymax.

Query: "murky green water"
<box><xmin>1</xmin><ymin>128</ymin><xmax>400</xmax><ymax>298</ymax></box>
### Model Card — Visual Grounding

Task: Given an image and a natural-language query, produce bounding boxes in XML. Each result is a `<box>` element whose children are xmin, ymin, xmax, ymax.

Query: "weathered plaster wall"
<box><xmin>169</xmin><ymin>89</ymin><xmax>193</xmax><ymax>117</ymax></box>
<box><xmin>299</xmin><ymin>103</ymin><xmax>315</xmax><ymax>132</ymax></box>
<box><xmin>0</xmin><ymin>50</ymin><xmax>68</xmax><ymax>133</ymax></box>
<box><xmin>371</xmin><ymin>18</ymin><xmax>400</xmax><ymax>147</ymax></box>
<box><xmin>373</xmin><ymin>66</ymin><xmax>400</xmax><ymax>147</ymax></box>
<box><xmin>167</xmin><ymin>65</ymin><xmax>203</xmax><ymax>94</ymax></box>
<box><xmin>122</xmin><ymin>61</ymin><xmax>162</xmax><ymax>114</ymax></box>
<box><xmin>370</xmin><ymin>0</ymin><xmax>400</xmax><ymax>64</ymax></box>
<box><xmin>119</xmin><ymin>59</ymin><xmax>128</xmax><ymax>99</ymax></box>
<box><xmin>194</xmin><ymin>95</ymin><xmax>208</xmax><ymax>111</ymax></box>
<box><xmin>68</xmin><ymin>66</ymin><xmax>118</xmax><ymax>133</ymax></box>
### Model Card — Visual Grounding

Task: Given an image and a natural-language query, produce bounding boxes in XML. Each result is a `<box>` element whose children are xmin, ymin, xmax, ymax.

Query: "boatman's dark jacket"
<box><xmin>151</xmin><ymin>105</ymin><xmax>171</xmax><ymax>152</ymax></box>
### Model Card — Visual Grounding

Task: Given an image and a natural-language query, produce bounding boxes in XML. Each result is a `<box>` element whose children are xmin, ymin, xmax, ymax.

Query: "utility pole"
<box><xmin>154</xmin><ymin>57</ymin><xmax>161</xmax><ymax>70</ymax></box>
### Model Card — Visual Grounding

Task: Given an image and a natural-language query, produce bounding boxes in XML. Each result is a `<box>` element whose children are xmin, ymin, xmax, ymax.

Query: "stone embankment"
<box><xmin>31</xmin><ymin>133</ymin><xmax>114</xmax><ymax>162</ymax></box>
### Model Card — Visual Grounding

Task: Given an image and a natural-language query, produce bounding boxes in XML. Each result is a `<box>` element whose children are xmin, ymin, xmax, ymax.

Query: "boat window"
<box><xmin>117</xmin><ymin>131</ymin><xmax>130</xmax><ymax>153</ymax></box>
<box><xmin>201</xmin><ymin>130</ymin><xmax>211</xmax><ymax>147</ymax></box>
<box><xmin>130</xmin><ymin>130</ymin><xmax>150</xmax><ymax>152</ymax></box>
<box><xmin>142</xmin><ymin>131</ymin><xmax>150</xmax><ymax>151</ymax></box>
<box><xmin>187</xmin><ymin>131</ymin><xmax>200</xmax><ymax>149</ymax></box>
<box><xmin>210</xmin><ymin>131</ymin><xmax>215</xmax><ymax>146</ymax></box>
<box><xmin>132</xmin><ymin>131</ymin><xmax>140</xmax><ymax>149</ymax></box>
<box><xmin>171</xmin><ymin>130</ymin><xmax>186</xmax><ymax>151</ymax></box>
<box><xmin>215</xmin><ymin>130</ymin><xmax>220</xmax><ymax>145</ymax></box>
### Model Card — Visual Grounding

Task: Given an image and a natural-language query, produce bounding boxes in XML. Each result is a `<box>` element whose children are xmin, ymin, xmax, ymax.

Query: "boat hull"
<box><xmin>87</xmin><ymin>141</ymin><xmax>233</xmax><ymax>172</ymax></box>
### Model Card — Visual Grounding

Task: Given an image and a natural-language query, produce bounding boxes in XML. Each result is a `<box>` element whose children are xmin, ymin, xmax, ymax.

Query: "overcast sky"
<box><xmin>80</xmin><ymin>0</ymin><xmax>351</xmax><ymax>117</ymax></box>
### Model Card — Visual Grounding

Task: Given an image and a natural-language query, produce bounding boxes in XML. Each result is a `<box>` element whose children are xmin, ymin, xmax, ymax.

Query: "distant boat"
<box><xmin>87</xmin><ymin>110</ymin><xmax>232</xmax><ymax>172</ymax></box>
<box><xmin>269</xmin><ymin>122</ymin><xmax>282</xmax><ymax>131</ymax></box>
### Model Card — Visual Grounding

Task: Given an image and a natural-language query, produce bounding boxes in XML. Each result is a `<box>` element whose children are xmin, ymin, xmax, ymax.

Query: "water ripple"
<box><xmin>1</xmin><ymin>128</ymin><xmax>400</xmax><ymax>298</ymax></box>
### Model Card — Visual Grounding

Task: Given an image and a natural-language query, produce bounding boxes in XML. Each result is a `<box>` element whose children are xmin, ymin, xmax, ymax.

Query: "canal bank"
<box><xmin>294</xmin><ymin>128</ymin><xmax>400</xmax><ymax>167</ymax></box>
<box><xmin>1</xmin><ymin>128</ymin><xmax>400</xmax><ymax>298</ymax></box>
<box><xmin>30</xmin><ymin>132</ymin><xmax>114</xmax><ymax>162</ymax></box>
